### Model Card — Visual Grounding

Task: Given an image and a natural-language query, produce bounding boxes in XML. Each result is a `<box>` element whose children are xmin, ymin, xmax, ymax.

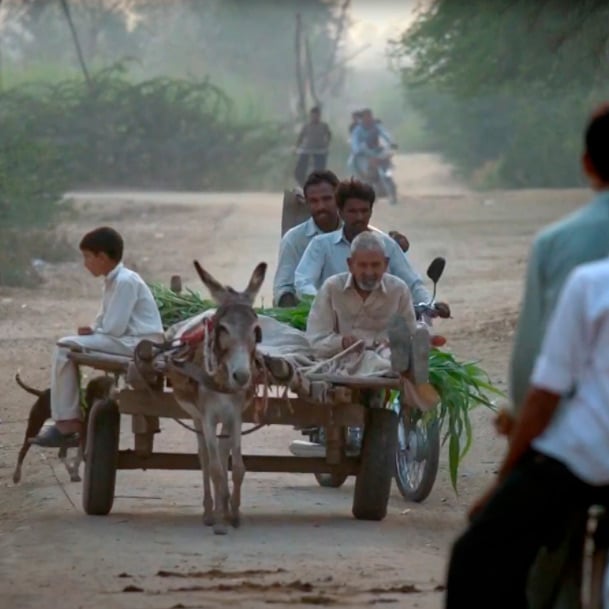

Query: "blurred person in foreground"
<box><xmin>451</xmin><ymin>104</ymin><xmax>609</xmax><ymax>609</ymax></box>
<box><xmin>510</xmin><ymin>104</ymin><xmax>609</xmax><ymax>411</ymax></box>
<box><xmin>445</xmin><ymin>257</ymin><xmax>609</xmax><ymax>609</ymax></box>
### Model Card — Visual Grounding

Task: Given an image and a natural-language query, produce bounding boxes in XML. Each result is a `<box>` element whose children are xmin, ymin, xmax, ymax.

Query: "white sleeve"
<box><xmin>305</xmin><ymin>282</ymin><xmax>343</xmax><ymax>357</ymax></box>
<box><xmin>531</xmin><ymin>268</ymin><xmax>589</xmax><ymax>395</ymax></box>
<box><xmin>273</xmin><ymin>234</ymin><xmax>301</xmax><ymax>305</ymax></box>
<box><xmin>295</xmin><ymin>237</ymin><xmax>325</xmax><ymax>298</ymax></box>
<box><xmin>385</xmin><ymin>238</ymin><xmax>430</xmax><ymax>304</ymax></box>
<box><xmin>96</xmin><ymin>278</ymin><xmax>138</xmax><ymax>337</ymax></box>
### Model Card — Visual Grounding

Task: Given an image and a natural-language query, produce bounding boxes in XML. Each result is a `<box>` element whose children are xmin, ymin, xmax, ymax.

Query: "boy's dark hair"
<box><xmin>79</xmin><ymin>226</ymin><xmax>124</xmax><ymax>261</ymax></box>
<box><xmin>585</xmin><ymin>105</ymin><xmax>609</xmax><ymax>182</ymax></box>
<box><xmin>335</xmin><ymin>178</ymin><xmax>376</xmax><ymax>209</ymax></box>
<box><xmin>303</xmin><ymin>169</ymin><xmax>339</xmax><ymax>198</ymax></box>
<box><xmin>310</xmin><ymin>106</ymin><xmax>321</xmax><ymax>114</ymax></box>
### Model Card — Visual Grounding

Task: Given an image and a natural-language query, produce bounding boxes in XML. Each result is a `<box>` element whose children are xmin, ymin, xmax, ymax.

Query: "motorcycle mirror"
<box><xmin>426</xmin><ymin>257</ymin><xmax>446</xmax><ymax>284</ymax></box>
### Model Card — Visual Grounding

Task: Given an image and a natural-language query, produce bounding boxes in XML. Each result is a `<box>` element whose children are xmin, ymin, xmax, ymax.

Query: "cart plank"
<box><xmin>118</xmin><ymin>389</ymin><xmax>365</xmax><ymax>427</ymax></box>
<box><xmin>117</xmin><ymin>450</ymin><xmax>359</xmax><ymax>474</ymax></box>
<box><xmin>66</xmin><ymin>350</ymin><xmax>130</xmax><ymax>373</ymax></box>
<box><xmin>306</xmin><ymin>373</ymin><xmax>402</xmax><ymax>389</ymax></box>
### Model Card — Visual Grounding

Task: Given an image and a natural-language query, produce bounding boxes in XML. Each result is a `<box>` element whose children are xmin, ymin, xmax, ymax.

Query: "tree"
<box><xmin>390</xmin><ymin>0</ymin><xmax>609</xmax><ymax>187</ymax></box>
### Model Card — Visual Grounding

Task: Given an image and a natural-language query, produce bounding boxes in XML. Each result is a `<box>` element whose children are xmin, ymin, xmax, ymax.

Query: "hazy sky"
<box><xmin>349</xmin><ymin>0</ymin><xmax>420</xmax><ymax>66</ymax></box>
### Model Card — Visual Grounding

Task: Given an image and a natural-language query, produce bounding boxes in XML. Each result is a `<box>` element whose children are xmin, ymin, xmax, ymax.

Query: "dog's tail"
<box><xmin>15</xmin><ymin>372</ymin><xmax>44</xmax><ymax>397</ymax></box>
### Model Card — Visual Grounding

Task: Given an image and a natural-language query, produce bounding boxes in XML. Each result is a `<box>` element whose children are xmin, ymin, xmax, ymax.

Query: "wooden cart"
<box><xmin>71</xmin><ymin>349</ymin><xmax>403</xmax><ymax>522</ymax></box>
<box><xmin>71</xmin><ymin>188</ymin><xmax>439</xmax><ymax>521</ymax></box>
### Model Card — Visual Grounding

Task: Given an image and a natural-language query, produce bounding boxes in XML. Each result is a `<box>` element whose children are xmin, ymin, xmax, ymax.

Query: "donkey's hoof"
<box><xmin>12</xmin><ymin>469</ymin><xmax>21</xmax><ymax>484</ymax></box>
<box><xmin>203</xmin><ymin>512</ymin><xmax>215</xmax><ymax>527</ymax></box>
<box><xmin>213</xmin><ymin>523</ymin><xmax>228</xmax><ymax>535</ymax></box>
<box><xmin>70</xmin><ymin>474</ymin><xmax>81</xmax><ymax>483</ymax></box>
<box><xmin>230</xmin><ymin>512</ymin><xmax>241</xmax><ymax>528</ymax></box>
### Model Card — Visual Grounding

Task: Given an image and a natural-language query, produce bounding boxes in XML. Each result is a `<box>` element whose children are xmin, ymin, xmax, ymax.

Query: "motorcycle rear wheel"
<box><xmin>394</xmin><ymin>407</ymin><xmax>440</xmax><ymax>502</ymax></box>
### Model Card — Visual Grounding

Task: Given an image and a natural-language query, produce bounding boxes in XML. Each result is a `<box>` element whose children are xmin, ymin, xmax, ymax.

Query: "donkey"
<box><xmin>168</xmin><ymin>260</ymin><xmax>266</xmax><ymax>535</ymax></box>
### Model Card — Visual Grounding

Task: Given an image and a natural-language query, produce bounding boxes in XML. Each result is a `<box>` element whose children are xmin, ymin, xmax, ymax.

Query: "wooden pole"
<box><xmin>58</xmin><ymin>0</ymin><xmax>92</xmax><ymax>87</ymax></box>
<box><xmin>294</xmin><ymin>12</ymin><xmax>306</xmax><ymax>120</ymax></box>
<box><xmin>304</xmin><ymin>34</ymin><xmax>320</xmax><ymax>108</ymax></box>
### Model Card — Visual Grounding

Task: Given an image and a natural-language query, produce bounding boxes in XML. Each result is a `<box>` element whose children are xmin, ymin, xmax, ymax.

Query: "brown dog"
<box><xmin>13</xmin><ymin>373</ymin><xmax>114</xmax><ymax>484</ymax></box>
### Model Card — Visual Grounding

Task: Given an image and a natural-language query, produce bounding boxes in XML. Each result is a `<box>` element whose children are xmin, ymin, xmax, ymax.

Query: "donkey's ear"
<box><xmin>243</xmin><ymin>262</ymin><xmax>267</xmax><ymax>304</ymax></box>
<box><xmin>193</xmin><ymin>260</ymin><xmax>227</xmax><ymax>304</ymax></box>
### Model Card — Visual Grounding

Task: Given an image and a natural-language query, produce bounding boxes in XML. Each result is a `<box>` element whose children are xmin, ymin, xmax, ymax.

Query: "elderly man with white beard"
<box><xmin>305</xmin><ymin>231</ymin><xmax>439</xmax><ymax>408</ymax></box>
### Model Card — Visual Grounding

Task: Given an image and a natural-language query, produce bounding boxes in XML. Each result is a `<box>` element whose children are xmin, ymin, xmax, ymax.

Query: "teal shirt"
<box><xmin>509</xmin><ymin>191</ymin><xmax>609</xmax><ymax>410</ymax></box>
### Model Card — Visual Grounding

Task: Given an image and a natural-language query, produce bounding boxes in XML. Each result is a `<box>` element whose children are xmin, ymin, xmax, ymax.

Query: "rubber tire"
<box><xmin>352</xmin><ymin>408</ymin><xmax>398</xmax><ymax>521</ymax></box>
<box><xmin>82</xmin><ymin>398</ymin><xmax>120</xmax><ymax>516</ymax></box>
<box><xmin>315</xmin><ymin>472</ymin><xmax>349</xmax><ymax>488</ymax></box>
<box><xmin>394</xmin><ymin>413</ymin><xmax>440</xmax><ymax>503</ymax></box>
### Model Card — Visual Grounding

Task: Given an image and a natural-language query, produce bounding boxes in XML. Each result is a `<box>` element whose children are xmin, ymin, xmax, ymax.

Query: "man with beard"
<box><xmin>305</xmin><ymin>231</ymin><xmax>440</xmax><ymax>407</ymax></box>
<box><xmin>294</xmin><ymin>178</ymin><xmax>434</xmax><ymax>309</ymax></box>
<box><xmin>273</xmin><ymin>170</ymin><xmax>341</xmax><ymax>307</ymax></box>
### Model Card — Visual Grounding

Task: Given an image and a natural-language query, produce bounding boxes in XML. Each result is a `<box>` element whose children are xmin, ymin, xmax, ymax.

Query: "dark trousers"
<box><xmin>294</xmin><ymin>153</ymin><xmax>327</xmax><ymax>186</ymax></box>
<box><xmin>446</xmin><ymin>450</ymin><xmax>608</xmax><ymax>609</ymax></box>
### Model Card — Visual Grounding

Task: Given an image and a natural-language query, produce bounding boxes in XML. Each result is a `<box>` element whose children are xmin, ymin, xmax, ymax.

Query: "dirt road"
<box><xmin>0</xmin><ymin>154</ymin><xmax>590</xmax><ymax>608</ymax></box>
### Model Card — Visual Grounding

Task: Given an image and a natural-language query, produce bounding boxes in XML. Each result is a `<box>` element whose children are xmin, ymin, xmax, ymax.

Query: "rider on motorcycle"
<box><xmin>348</xmin><ymin>108</ymin><xmax>397</xmax><ymax>180</ymax></box>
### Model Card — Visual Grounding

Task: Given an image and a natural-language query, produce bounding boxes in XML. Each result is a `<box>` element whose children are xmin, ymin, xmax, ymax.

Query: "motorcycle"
<box><xmin>394</xmin><ymin>257</ymin><xmax>446</xmax><ymax>502</ymax></box>
<box><xmin>364</xmin><ymin>145</ymin><xmax>399</xmax><ymax>206</ymax></box>
<box><xmin>297</xmin><ymin>257</ymin><xmax>448</xmax><ymax>500</ymax></box>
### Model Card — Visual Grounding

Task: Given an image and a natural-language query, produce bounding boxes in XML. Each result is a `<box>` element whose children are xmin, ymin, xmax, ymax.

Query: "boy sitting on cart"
<box><xmin>31</xmin><ymin>226</ymin><xmax>164</xmax><ymax>448</ymax></box>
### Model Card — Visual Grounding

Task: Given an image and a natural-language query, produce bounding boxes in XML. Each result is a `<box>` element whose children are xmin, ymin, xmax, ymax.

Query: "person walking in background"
<box><xmin>294</xmin><ymin>106</ymin><xmax>332</xmax><ymax>187</ymax></box>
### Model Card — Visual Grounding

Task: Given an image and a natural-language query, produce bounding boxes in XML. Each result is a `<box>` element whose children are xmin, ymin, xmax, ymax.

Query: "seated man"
<box><xmin>273</xmin><ymin>170</ymin><xmax>341</xmax><ymax>307</ymax></box>
<box><xmin>349</xmin><ymin>108</ymin><xmax>396</xmax><ymax>179</ymax></box>
<box><xmin>306</xmin><ymin>231</ymin><xmax>439</xmax><ymax>407</ymax></box>
<box><xmin>294</xmin><ymin>178</ymin><xmax>438</xmax><ymax>312</ymax></box>
<box><xmin>445</xmin><ymin>257</ymin><xmax>609</xmax><ymax>608</ymax></box>
<box><xmin>32</xmin><ymin>226</ymin><xmax>164</xmax><ymax>447</ymax></box>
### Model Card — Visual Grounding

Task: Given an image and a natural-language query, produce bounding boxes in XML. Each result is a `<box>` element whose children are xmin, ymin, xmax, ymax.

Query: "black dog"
<box><xmin>13</xmin><ymin>373</ymin><xmax>114</xmax><ymax>483</ymax></box>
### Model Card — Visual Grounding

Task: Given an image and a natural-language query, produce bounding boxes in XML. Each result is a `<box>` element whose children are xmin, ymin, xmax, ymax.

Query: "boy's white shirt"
<box><xmin>92</xmin><ymin>262</ymin><xmax>163</xmax><ymax>342</ymax></box>
<box><xmin>532</xmin><ymin>257</ymin><xmax>609</xmax><ymax>485</ymax></box>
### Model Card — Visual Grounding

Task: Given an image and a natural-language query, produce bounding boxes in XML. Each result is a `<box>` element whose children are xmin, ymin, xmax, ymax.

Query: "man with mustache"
<box><xmin>273</xmin><ymin>170</ymin><xmax>341</xmax><ymax>307</ymax></box>
<box><xmin>274</xmin><ymin>172</ymin><xmax>411</xmax><ymax>307</ymax></box>
<box><xmin>294</xmin><ymin>178</ymin><xmax>436</xmax><ymax>310</ymax></box>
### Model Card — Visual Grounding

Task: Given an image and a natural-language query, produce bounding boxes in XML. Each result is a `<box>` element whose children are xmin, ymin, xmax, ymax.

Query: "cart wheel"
<box><xmin>352</xmin><ymin>408</ymin><xmax>398</xmax><ymax>521</ymax></box>
<box><xmin>315</xmin><ymin>473</ymin><xmax>348</xmax><ymax>488</ymax></box>
<box><xmin>82</xmin><ymin>398</ymin><xmax>120</xmax><ymax>516</ymax></box>
<box><xmin>394</xmin><ymin>408</ymin><xmax>440</xmax><ymax>503</ymax></box>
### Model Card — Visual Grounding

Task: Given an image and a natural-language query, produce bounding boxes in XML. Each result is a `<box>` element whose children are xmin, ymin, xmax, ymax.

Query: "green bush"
<box><xmin>391</xmin><ymin>1</ymin><xmax>605</xmax><ymax>189</ymax></box>
<box><xmin>399</xmin><ymin>82</ymin><xmax>591</xmax><ymax>189</ymax></box>
<box><xmin>0</xmin><ymin>65</ymin><xmax>295</xmax><ymax>286</ymax></box>
<box><xmin>0</xmin><ymin>64</ymin><xmax>291</xmax><ymax>191</ymax></box>
<box><xmin>0</xmin><ymin>131</ymin><xmax>74</xmax><ymax>286</ymax></box>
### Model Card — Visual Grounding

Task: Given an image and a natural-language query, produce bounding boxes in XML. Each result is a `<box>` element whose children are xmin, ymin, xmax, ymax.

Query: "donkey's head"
<box><xmin>193</xmin><ymin>260</ymin><xmax>266</xmax><ymax>391</ymax></box>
